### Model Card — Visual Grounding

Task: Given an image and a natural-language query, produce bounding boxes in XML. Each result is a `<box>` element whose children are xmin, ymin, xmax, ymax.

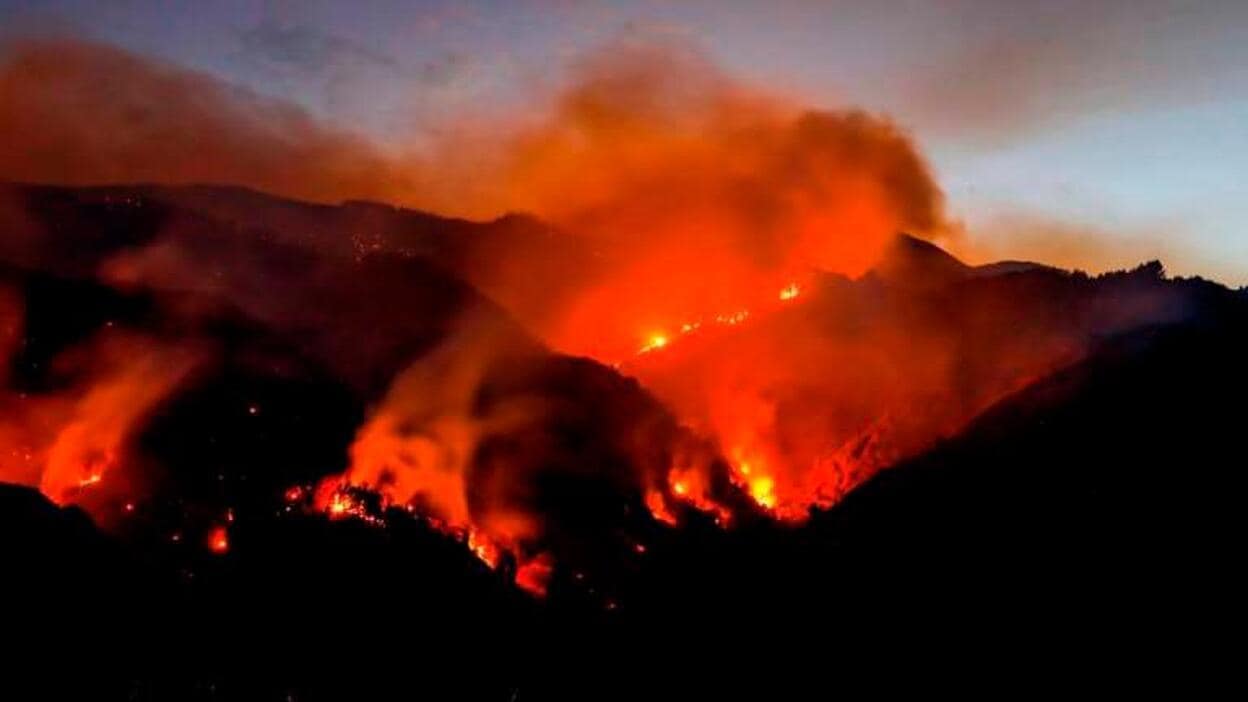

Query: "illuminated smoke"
<box><xmin>0</xmin><ymin>298</ymin><xmax>202</xmax><ymax>509</ymax></box>
<box><xmin>0</xmin><ymin>39</ymin><xmax>418</xmax><ymax>206</ymax></box>
<box><xmin>455</xmin><ymin>41</ymin><xmax>951</xmax><ymax>361</ymax></box>
<box><xmin>0</xmin><ymin>36</ymin><xmax>1189</xmax><ymax>595</ymax></box>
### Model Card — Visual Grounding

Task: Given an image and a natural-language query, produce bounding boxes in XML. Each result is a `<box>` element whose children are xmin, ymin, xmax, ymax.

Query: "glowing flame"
<box><xmin>0</xmin><ymin>325</ymin><xmax>201</xmax><ymax>508</ymax></box>
<box><xmin>467</xmin><ymin>529</ymin><xmax>501</xmax><ymax>569</ymax></box>
<box><xmin>779</xmin><ymin>283</ymin><xmax>800</xmax><ymax>301</ymax></box>
<box><xmin>646</xmin><ymin>489</ymin><xmax>677</xmax><ymax>526</ymax></box>
<box><xmin>327</xmin><ymin>493</ymin><xmax>354</xmax><ymax>517</ymax></box>
<box><xmin>207</xmin><ymin>526</ymin><xmax>229</xmax><ymax>554</ymax></box>
<box><xmin>515</xmin><ymin>553</ymin><xmax>554</xmax><ymax>597</ymax></box>
<box><xmin>639</xmin><ymin>334</ymin><xmax>669</xmax><ymax>354</ymax></box>
<box><xmin>747</xmin><ymin>475</ymin><xmax>776</xmax><ymax>510</ymax></box>
<box><xmin>665</xmin><ymin>467</ymin><xmax>732</xmax><ymax>525</ymax></box>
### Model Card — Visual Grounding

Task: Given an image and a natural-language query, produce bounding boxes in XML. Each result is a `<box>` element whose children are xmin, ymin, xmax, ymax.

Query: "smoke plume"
<box><xmin>0</xmin><ymin>287</ymin><xmax>202</xmax><ymax>508</ymax></box>
<box><xmin>0</xmin><ymin>39</ymin><xmax>418</xmax><ymax>206</ymax></box>
<box><xmin>456</xmin><ymin>41</ymin><xmax>951</xmax><ymax>358</ymax></box>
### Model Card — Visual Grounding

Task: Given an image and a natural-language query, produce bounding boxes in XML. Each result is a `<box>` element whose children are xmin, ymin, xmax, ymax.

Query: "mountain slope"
<box><xmin>2</xmin><ymin>181</ymin><xmax>1243</xmax><ymax>696</ymax></box>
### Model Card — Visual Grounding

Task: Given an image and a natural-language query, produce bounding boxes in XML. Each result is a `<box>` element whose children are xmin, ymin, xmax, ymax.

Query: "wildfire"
<box><xmin>628</xmin><ymin>282</ymin><xmax>799</xmax><ymax>360</ymax></box>
<box><xmin>639</xmin><ymin>334</ymin><xmax>669</xmax><ymax>354</ymax></box>
<box><xmin>514</xmin><ymin>553</ymin><xmax>554</xmax><ymax>597</ymax></box>
<box><xmin>309</xmin><ymin>480</ymin><xmax>387</xmax><ymax>527</ymax></box>
<box><xmin>0</xmin><ymin>323</ymin><xmax>202</xmax><ymax>507</ymax></box>
<box><xmin>467</xmin><ymin>529</ymin><xmax>501</xmax><ymax>569</ymax></box>
<box><xmin>664</xmin><ymin>467</ymin><xmax>732</xmax><ymax>525</ymax></box>
<box><xmin>207</xmin><ymin>526</ymin><xmax>229</xmax><ymax>554</ymax></box>
<box><xmin>747</xmin><ymin>476</ymin><xmax>776</xmax><ymax>510</ymax></box>
<box><xmin>327</xmin><ymin>492</ymin><xmax>354</xmax><ymax>517</ymax></box>
<box><xmin>308</xmin><ymin>476</ymin><xmax>561</xmax><ymax>597</ymax></box>
<box><xmin>645</xmin><ymin>489</ymin><xmax>677</xmax><ymax>526</ymax></box>
<box><xmin>714</xmin><ymin>310</ymin><xmax>750</xmax><ymax>325</ymax></box>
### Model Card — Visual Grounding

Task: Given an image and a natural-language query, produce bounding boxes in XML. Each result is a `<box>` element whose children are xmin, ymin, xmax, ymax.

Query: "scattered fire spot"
<box><xmin>515</xmin><ymin>553</ymin><xmax>554</xmax><ymax>597</ymax></box>
<box><xmin>207</xmin><ymin>526</ymin><xmax>229</xmax><ymax>554</ymax></box>
<box><xmin>639</xmin><ymin>334</ymin><xmax>669</xmax><ymax>354</ymax></box>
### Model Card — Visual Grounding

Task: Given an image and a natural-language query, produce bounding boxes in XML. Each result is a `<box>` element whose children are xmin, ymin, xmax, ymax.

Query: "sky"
<box><xmin>2</xmin><ymin>0</ymin><xmax>1246</xmax><ymax>283</ymax></box>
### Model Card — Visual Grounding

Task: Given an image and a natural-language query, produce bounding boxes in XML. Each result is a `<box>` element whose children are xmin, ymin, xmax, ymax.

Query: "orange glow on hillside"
<box><xmin>207</xmin><ymin>526</ymin><xmax>229</xmax><ymax>554</ymax></box>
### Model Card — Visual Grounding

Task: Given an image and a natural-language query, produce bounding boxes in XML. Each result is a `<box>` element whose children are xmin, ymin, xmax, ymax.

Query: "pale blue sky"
<box><xmin>3</xmin><ymin>0</ymin><xmax>1246</xmax><ymax>282</ymax></box>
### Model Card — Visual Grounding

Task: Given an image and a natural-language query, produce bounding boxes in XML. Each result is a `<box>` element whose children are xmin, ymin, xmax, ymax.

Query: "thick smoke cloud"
<box><xmin>449</xmin><ymin>40</ymin><xmax>951</xmax><ymax>358</ymax></box>
<box><xmin>0</xmin><ymin>39</ymin><xmax>419</xmax><ymax>206</ymax></box>
<box><xmin>309</xmin><ymin>40</ymin><xmax>960</xmax><ymax>577</ymax></box>
<box><xmin>0</xmin><ymin>39</ymin><xmax>949</xmax><ymax>362</ymax></box>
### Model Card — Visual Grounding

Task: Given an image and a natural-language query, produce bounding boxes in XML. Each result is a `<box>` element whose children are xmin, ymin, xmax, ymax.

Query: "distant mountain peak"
<box><xmin>870</xmin><ymin>233</ymin><xmax>971</xmax><ymax>287</ymax></box>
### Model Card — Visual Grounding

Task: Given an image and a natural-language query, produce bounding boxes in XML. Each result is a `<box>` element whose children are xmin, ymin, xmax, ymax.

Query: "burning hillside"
<box><xmin>0</xmin><ymin>177</ymin><xmax>1197</xmax><ymax>603</ymax></box>
<box><xmin>0</xmin><ymin>0</ymin><xmax>1243</xmax><ymax>691</ymax></box>
<box><xmin>1</xmin><ymin>174</ymin><xmax>1244</xmax><ymax>696</ymax></box>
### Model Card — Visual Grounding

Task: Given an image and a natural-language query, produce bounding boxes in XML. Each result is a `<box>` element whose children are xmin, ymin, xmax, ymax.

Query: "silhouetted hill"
<box><xmin>869</xmin><ymin>231</ymin><xmax>972</xmax><ymax>288</ymax></box>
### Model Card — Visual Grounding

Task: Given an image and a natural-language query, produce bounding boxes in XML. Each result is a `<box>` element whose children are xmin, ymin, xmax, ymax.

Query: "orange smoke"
<box><xmin>299</xmin><ymin>41</ymin><xmax>959</xmax><ymax>588</ymax></box>
<box><xmin>462</xmin><ymin>42</ymin><xmax>949</xmax><ymax>361</ymax></box>
<box><xmin>0</xmin><ymin>36</ymin><xmax>1189</xmax><ymax>600</ymax></box>
<box><xmin>312</xmin><ymin>314</ymin><xmax>548</xmax><ymax>585</ymax></box>
<box><xmin>427</xmin><ymin>43</ymin><xmax>969</xmax><ymax>526</ymax></box>
<box><xmin>0</xmin><ymin>289</ymin><xmax>201</xmax><ymax>509</ymax></box>
<box><xmin>0</xmin><ymin>39</ymin><xmax>418</xmax><ymax>207</ymax></box>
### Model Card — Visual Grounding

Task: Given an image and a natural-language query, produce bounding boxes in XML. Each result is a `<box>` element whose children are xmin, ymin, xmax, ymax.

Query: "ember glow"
<box><xmin>0</xmin><ymin>289</ymin><xmax>201</xmax><ymax>509</ymax></box>
<box><xmin>207</xmin><ymin>525</ymin><xmax>230</xmax><ymax>554</ymax></box>
<box><xmin>639</xmin><ymin>334</ymin><xmax>668</xmax><ymax>354</ymax></box>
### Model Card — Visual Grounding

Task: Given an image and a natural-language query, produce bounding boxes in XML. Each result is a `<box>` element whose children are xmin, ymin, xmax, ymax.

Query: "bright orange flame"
<box><xmin>665</xmin><ymin>466</ymin><xmax>732</xmax><ymax>525</ymax></box>
<box><xmin>645</xmin><ymin>489</ymin><xmax>677</xmax><ymax>526</ymax></box>
<box><xmin>207</xmin><ymin>526</ymin><xmax>229</xmax><ymax>554</ymax></box>
<box><xmin>0</xmin><ymin>316</ymin><xmax>201</xmax><ymax>510</ymax></box>
<box><xmin>779</xmin><ymin>283</ymin><xmax>800</xmax><ymax>301</ymax></box>
<box><xmin>639</xmin><ymin>334</ymin><xmax>669</xmax><ymax>354</ymax></box>
<box><xmin>748</xmin><ymin>476</ymin><xmax>776</xmax><ymax>510</ymax></box>
<box><xmin>467</xmin><ymin>529</ymin><xmax>501</xmax><ymax>569</ymax></box>
<box><xmin>312</xmin><ymin>479</ymin><xmax>384</xmax><ymax>525</ymax></box>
